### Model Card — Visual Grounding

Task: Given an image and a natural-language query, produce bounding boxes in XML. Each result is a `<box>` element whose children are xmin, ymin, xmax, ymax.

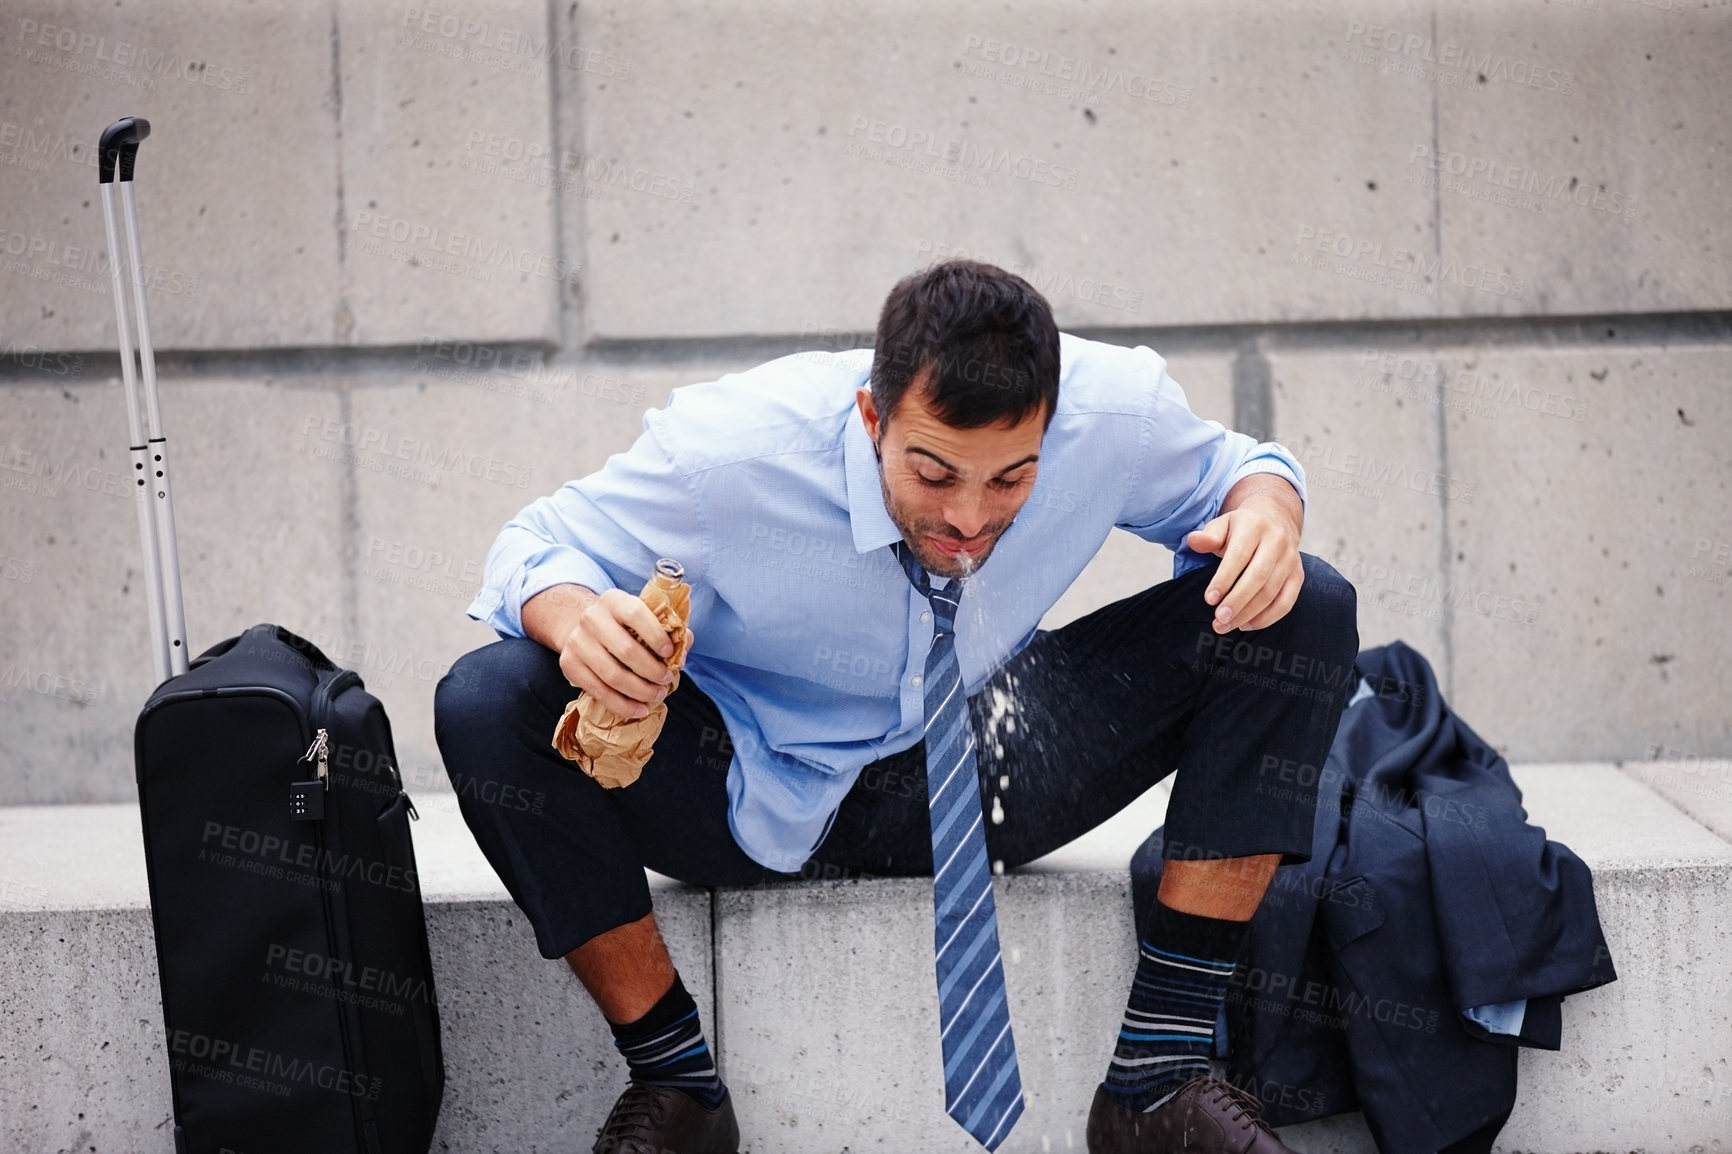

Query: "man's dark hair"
<box><xmin>870</xmin><ymin>260</ymin><xmax>1060</xmax><ymax>433</ymax></box>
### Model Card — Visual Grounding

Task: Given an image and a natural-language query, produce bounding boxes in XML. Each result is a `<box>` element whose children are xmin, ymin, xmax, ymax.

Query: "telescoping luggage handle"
<box><xmin>100</xmin><ymin>117</ymin><xmax>189</xmax><ymax>684</ymax></box>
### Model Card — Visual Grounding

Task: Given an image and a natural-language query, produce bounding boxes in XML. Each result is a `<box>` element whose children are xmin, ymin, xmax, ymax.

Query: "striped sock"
<box><xmin>1102</xmin><ymin>899</ymin><xmax>1248</xmax><ymax>1113</ymax></box>
<box><xmin>608</xmin><ymin>972</ymin><xmax>726</xmax><ymax>1110</ymax></box>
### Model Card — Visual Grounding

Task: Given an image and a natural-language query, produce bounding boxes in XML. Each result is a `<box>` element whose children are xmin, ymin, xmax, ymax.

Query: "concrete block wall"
<box><xmin>2</xmin><ymin>0</ymin><xmax>1730</xmax><ymax>1147</ymax></box>
<box><xmin>3</xmin><ymin>1</ymin><xmax>1727</xmax><ymax>803</ymax></box>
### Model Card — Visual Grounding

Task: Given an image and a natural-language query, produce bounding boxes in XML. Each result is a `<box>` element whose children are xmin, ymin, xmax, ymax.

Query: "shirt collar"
<box><xmin>842</xmin><ymin>400</ymin><xmax>905</xmax><ymax>554</ymax></box>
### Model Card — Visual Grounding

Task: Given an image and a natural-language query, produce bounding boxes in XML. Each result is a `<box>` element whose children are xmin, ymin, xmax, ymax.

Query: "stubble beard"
<box><xmin>878</xmin><ymin>470</ymin><xmax>1014</xmax><ymax>581</ymax></box>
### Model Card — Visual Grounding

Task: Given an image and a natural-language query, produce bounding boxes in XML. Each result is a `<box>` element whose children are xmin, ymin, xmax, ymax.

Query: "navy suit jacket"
<box><xmin>1131</xmin><ymin>641</ymin><xmax>1617</xmax><ymax>1153</ymax></box>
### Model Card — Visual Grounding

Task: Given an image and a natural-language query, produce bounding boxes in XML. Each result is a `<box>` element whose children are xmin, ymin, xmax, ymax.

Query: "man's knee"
<box><xmin>1292</xmin><ymin>553</ymin><xmax>1358</xmax><ymax>638</ymax></box>
<box><xmin>434</xmin><ymin>637</ymin><xmax>558</xmax><ymax>747</ymax></box>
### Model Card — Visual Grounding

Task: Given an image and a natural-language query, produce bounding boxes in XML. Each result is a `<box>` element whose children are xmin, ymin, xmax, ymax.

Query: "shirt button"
<box><xmin>921</xmin><ymin>611</ymin><xmax>932</xmax><ymax>622</ymax></box>
<box><xmin>911</xmin><ymin>675</ymin><xmax>923</xmax><ymax>687</ymax></box>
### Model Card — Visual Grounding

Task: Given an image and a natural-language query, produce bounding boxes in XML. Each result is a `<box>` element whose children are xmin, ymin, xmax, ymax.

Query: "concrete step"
<box><xmin>0</xmin><ymin>792</ymin><xmax>713</xmax><ymax>1154</ymax></box>
<box><xmin>1</xmin><ymin>763</ymin><xmax>1728</xmax><ymax>1153</ymax></box>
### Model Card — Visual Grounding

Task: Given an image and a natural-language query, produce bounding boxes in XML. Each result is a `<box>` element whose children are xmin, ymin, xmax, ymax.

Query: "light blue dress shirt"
<box><xmin>467</xmin><ymin>333</ymin><xmax>1308</xmax><ymax>871</ymax></box>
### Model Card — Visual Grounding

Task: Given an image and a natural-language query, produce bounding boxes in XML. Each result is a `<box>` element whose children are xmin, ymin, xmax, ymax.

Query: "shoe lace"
<box><xmin>596</xmin><ymin>1082</ymin><xmax>671</xmax><ymax>1152</ymax></box>
<box><xmin>1199</xmin><ymin>1077</ymin><xmax>1271</xmax><ymax>1132</ymax></box>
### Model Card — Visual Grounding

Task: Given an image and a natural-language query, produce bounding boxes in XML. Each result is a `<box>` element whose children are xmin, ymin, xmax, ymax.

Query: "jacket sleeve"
<box><xmin>465</xmin><ymin>421</ymin><xmax>704</xmax><ymax>639</ymax></box>
<box><xmin>1114</xmin><ymin>352</ymin><xmax>1308</xmax><ymax>577</ymax></box>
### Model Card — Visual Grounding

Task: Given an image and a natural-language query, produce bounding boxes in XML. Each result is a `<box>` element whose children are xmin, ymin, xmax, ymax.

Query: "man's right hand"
<box><xmin>521</xmin><ymin>584</ymin><xmax>682</xmax><ymax>719</ymax></box>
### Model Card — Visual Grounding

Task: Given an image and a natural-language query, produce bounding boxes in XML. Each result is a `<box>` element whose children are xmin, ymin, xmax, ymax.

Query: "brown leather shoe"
<box><xmin>1086</xmin><ymin>1076</ymin><xmax>1300</xmax><ymax>1154</ymax></box>
<box><xmin>592</xmin><ymin>1081</ymin><xmax>741</xmax><ymax>1154</ymax></box>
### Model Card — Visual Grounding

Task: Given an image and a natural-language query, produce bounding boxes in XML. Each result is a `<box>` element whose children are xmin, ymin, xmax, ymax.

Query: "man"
<box><xmin>436</xmin><ymin>260</ymin><xmax>1358</xmax><ymax>1154</ymax></box>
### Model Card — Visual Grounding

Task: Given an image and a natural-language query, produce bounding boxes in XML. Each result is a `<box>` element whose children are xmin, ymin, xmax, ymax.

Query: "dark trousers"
<box><xmin>433</xmin><ymin>552</ymin><xmax>1359</xmax><ymax>960</ymax></box>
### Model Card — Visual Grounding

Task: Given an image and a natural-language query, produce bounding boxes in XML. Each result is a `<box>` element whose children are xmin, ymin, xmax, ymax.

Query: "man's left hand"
<box><xmin>1184</xmin><ymin>475</ymin><xmax>1304</xmax><ymax>634</ymax></box>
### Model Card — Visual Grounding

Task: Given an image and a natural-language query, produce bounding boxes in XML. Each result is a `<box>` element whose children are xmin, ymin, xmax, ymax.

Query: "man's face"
<box><xmin>859</xmin><ymin>373</ymin><xmax>1046</xmax><ymax>580</ymax></box>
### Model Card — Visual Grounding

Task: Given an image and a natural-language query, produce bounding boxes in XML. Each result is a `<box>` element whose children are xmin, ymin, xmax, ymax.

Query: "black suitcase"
<box><xmin>136</xmin><ymin>626</ymin><xmax>445</xmax><ymax>1154</ymax></box>
<box><xmin>101</xmin><ymin>118</ymin><xmax>444</xmax><ymax>1154</ymax></box>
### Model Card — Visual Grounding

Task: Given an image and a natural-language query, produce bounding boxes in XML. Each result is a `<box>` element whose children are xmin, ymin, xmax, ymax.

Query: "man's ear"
<box><xmin>856</xmin><ymin>387</ymin><xmax>881</xmax><ymax>444</ymax></box>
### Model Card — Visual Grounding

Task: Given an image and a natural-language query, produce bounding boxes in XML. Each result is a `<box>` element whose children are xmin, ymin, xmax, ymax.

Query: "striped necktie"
<box><xmin>893</xmin><ymin>541</ymin><xmax>1024</xmax><ymax>1151</ymax></box>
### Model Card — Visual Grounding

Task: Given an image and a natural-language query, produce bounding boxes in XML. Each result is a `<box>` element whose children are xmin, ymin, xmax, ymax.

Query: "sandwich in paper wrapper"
<box><xmin>552</xmin><ymin>558</ymin><xmax>693</xmax><ymax>788</ymax></box>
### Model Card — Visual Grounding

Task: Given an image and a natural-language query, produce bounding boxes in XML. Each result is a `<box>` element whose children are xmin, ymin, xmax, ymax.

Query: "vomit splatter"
<box><xmin>983</xmin><ymin>677</ymin><xmax>1023</xmax><ymax>760</ymax></box>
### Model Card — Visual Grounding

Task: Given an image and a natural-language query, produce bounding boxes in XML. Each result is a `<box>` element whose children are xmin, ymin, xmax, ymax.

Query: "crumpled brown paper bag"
<box><xmin>551</xmin><ymin>567</ymin><xmax>694</xmax><ymax>788</ymax></box>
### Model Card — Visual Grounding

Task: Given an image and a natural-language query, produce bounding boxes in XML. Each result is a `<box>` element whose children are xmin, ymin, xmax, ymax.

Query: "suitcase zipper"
<box><xmin>309</xmin><ymin>669</ymin><xmax>384</xmax><ymax>1149</ymax></box>
<box><xmin>300</xmin><ymin>727</ymin><xmax>331</xmax><ymax>789</ymax></box>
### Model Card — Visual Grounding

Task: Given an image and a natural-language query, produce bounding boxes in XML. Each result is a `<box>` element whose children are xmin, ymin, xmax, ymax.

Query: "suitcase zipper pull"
<box><xmin>290</xmin><ymin>728</ymin><xmax>331</xmax><ymax>822</ymax></box>
<box><xmin>300</xmin><ymin>727</ymin><xmax>331</xmax><ymax>790</ymax></box>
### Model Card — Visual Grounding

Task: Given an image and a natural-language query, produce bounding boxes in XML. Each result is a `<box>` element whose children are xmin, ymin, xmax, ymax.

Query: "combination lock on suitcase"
<box><xmin>101</xmin><ymin>118</ymin><xmax>444</xmax><ymax>1153</ymax></box>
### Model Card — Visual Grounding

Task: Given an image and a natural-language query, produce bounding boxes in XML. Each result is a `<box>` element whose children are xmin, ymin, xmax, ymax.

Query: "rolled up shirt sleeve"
<box><xmin>1113</xmin><ymin>348</ymin><xmax>1308</xmax><ymax>578</ymax></box>
<box><xmin>466</xmin><ymin>420</ymin><xmax>704</xmax><ymax>639</ymax></box>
